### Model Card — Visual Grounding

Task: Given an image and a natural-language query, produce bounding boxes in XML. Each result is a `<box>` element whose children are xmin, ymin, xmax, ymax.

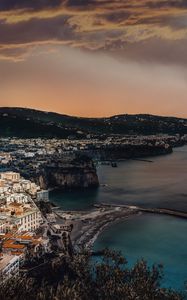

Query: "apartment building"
<box><xmin>0</xmin><ymin>254</ymin><xmax>19</xmax><ymax>281</ymax></box>
<box><xmin>0</xmin><ymin>172</ymin><xmax>20</xmax><ymax>182</ymax></box>
<box><xmin>0</xmin><ymin>202</ymin><xmax>43</xmax><ymax>232</ymax></box>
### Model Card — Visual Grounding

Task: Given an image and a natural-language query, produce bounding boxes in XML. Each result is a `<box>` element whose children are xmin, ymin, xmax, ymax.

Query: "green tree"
<box><xmin>0</xmin><ymin>250</ymin><xmax>184</xmax><ymax>300</ymax></box>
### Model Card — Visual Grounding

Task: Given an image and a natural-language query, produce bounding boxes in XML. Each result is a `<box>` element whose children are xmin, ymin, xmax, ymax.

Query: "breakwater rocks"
<box><xmin>34</xmin><ymin>155</ymin><xmax>99</xmax><ymax>190</ymax></box>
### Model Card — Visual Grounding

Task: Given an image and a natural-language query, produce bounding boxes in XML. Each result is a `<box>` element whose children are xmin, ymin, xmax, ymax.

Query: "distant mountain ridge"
<box><xmin>0</xmin><ymin>107</ymin><xmax>187</xmax><ymax>138</ymax></box>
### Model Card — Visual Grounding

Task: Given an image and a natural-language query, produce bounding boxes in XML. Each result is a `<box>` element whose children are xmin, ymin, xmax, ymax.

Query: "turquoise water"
<box><xmin>50</xmin><ymin>146</ymin><xmax>187</xmax><ymax>293</ymax></box>
<box><xmin>50</xmin><ymin>188</ymin><xmax>99</xmax><ymax>211</ymax></box>
<box><xmin>94</xmin><ymin>214</ymin><xmax>187</xmax><ymax>293</ymax></box>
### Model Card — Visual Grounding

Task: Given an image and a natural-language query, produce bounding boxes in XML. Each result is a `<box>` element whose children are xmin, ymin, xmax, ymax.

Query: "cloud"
<box><xmin>147</xmin><ymin>0</ymin><xmax>187</xmax><ymax>9</ymax></box>
<box><xmin>0</xmin><ymin>0</ymin><xmax>186</xmax><ymax>119</ymax></box>
<box><xmin>0</xmin><ymin>46</ymin><xmax>187</xmax><ymax>117</ymax></box>
<box><xmin>106</xmin><ymin>37</ymin><xmax>187</xmax><ymax>66</ymax></box>
<box><xmin>0</xmin><ymin>0</ymin><xmax>187</xmax><ymax>62</ymax></box>
<box><xmin>0</xmin><ymin>0</ymin><xmax>63</xmax><ymax>11</ymax></box>
<box><xmin>0</xmin><ymin>15</ymin><xmax>74</xmax><ymax>44</ymax></box>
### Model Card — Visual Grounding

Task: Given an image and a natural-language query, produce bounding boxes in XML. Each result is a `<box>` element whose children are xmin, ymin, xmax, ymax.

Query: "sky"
<box><xmin>0</xmin><ymin>0</ymin><xmax>187</xmax><ymax>117</ymax></box>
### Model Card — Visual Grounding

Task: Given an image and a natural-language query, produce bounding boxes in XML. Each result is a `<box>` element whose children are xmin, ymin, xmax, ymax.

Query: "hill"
<box><xmin>0</xmin><ymin>107</ymin><xmax>187</xmax><ymax>138</ymax></box>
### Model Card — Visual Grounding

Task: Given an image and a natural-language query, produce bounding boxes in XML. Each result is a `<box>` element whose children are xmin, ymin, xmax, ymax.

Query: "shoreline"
<box><xmin>83</xmin><ymin>213</ymin><xmax>141</xmax><ymax>250</ymax></box>
<box><xmin>66</xmin><ymin>207</ymin><xmax>139</xmax><ymax>250</ymax></box>
<box><xmin>53</xmin><ymin>203</ymin><xmax>187</xmax><ymax>253</ymax></box>
<box><xmin>49</xmin><ymin>146</ymin><xmax>187</xmax><ymax>252</ymax></box>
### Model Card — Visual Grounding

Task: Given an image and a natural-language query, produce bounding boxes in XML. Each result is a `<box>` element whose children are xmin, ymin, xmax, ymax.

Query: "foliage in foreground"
<box><xmin>0</xmin><ymin>250</ymin><xmax>184</xmax><ymax>300</ymax></box>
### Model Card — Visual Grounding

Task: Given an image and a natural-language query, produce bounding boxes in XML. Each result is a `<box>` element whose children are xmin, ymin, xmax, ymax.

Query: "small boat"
<box><xmin>101</xmin><ymin>161</ymin><xmax>111</xmax><ymax>166</ymax></box>
<box><xmin>111</xmin><ymin>162</ymin><xmax>118</xmax><ymax>167</ymax></box>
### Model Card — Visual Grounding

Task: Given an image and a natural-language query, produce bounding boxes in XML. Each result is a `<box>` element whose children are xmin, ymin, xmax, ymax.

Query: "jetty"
<box><xmin>96</xmin><ymin>203</ymin><xmax>187</xmax><ymax>220</ymax></box>
<box><xmin>53</xmin><ymin>203</ymin><xmax>187</xmax><ymax>251</ymax></box>
<box><xmin>130</xmin><ymin>158</ymin><xmax>153</xmax><ymax>163</ymax></box>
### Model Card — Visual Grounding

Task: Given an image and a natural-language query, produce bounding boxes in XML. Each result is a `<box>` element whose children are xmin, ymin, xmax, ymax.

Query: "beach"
<box><xmin>54</xmin><ymin>206</ymin><xmax>139</xmax><ymax>250</ymax></box>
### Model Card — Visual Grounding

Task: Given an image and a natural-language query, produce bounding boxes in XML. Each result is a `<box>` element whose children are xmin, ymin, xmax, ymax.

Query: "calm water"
<box><xmin>50</xmin><ymin>146</ymin><xmax>187</xmax><ymax>212</ymax></box>
<box><xmin>50</xmin><ymin>146</ymin><xmax>187</xmax><ymax>292</ymax></box>
<box><xmin>94</xmin><ymin>214</ymin><xmax>187</xmax><ymax>293</ymax></box>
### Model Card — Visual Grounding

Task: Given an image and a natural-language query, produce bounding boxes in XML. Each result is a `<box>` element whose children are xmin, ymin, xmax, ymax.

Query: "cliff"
<box><xmin>32</xmin><ymin>156</ymin><xmax>99</xmax><ymax>190</ymax></box>
<box><xmin>84</xmin><ymin>144</ymin><xmax>173</xmax><ymax>160</ymax></box>
<box><xmin>35</xmin><ymin>168</ymin><xmax>99</xmax><ymax>190</ymax></box>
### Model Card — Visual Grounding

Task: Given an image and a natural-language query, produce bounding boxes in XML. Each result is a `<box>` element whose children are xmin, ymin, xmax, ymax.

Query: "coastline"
<box><xmin>49</xmin><ymin>146</ymin><xmax>187</xmax><ymax>253</ymax></box>
<box><xmin>83</xmin><ymin>213</ymin><xmax>141</xmax><ymax>250</ymax></box>
<box><xmin>53</xmin><ymin>202</ymin><xmax>187</xmax><ymax>253</ymax></box>
<box><xmin>60</xmin><ymin>207</ymin><xmax>140</xmax><ymax>250</ymax></box>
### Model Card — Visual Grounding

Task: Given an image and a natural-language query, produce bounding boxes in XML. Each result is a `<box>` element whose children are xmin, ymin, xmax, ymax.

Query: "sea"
<box><xmin>50</xmin><ymin>145</ymin><xmax>187</xmax><ymax>293</ymax></box>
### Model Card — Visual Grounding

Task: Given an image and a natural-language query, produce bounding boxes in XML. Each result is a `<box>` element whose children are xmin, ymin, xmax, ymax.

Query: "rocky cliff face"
<box><xmin>89</xmin><ymin>144</ymin><xmax>173</xmax><ymax>160</ymax></box>
<box><xmin>34</xmin><ymin>157</ymin><xmax>99</xmax><ymax>190</ymax></box>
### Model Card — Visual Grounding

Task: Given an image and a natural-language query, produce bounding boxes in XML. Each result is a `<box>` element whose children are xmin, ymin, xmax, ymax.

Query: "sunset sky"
<box><xmin>0</xmin><ymin>0</ymin><xmax>187</xmax><ymax>117</ymax></box>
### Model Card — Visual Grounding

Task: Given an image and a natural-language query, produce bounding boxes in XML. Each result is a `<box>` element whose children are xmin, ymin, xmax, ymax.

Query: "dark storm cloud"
<box><xmin>0</xmin><ymin>0</ymin><xmax>63</xmax><ymax>11</ymax></box>
<box><xmin>147</xmin><ymin>0</ymin><xmax>187</xmax><ymax>9</ymax></box>
<box><xmin>66</xmin><ymin>0</ymin><xmax>119</xmax><ymax>8</ymax></box>
<box><xmin>0</xmin><ymin>15</ymin><xmax>75</xmax><ymax>44</ymax></box>
<box><xmin>103</xmin><ymin>11</ymin><xmax>131</xmax><ymax>23</ymax></box>
<box><xmin>0</xmin><ymin>0</ymin><xmax>187</xmax><ymax>62</ymax></box>
<box><xmin>66</xmin><ymin>0</ymin><xmax>95</xmax><ymax>6</ymax></box>
<box><xmin>67</xmin><ymin>0</ymin><xmax>187</xmax><ymax>10</ymax></box>
<box><xmin>0</xmin><ymin>0</ymin><xmax>105</xmax><ymax>11</ymax></box>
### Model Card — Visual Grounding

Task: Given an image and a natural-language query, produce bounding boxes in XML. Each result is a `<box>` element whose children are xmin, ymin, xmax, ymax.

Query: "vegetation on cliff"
<box><xmin>93</xmin><ymin>143</ymin><xmax>172</xmax><ymax>160</ymax></box>
<box><xmin>11</xmin><ymin>154</ymin><xmax>99</xmax><ymax>190</ymax></box>
<box><xmin>0</xmin><ymin>250</ymin><xmax>184</xmax><ymax>300</ymax></box>
<box><xmin>34</xmin><ymin>156</ymin><xmax>99</xmax><ymax>190</ymax></box>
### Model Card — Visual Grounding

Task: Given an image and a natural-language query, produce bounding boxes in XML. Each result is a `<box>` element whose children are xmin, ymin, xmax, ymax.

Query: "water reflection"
<box><xmin>50</xmin><ymin>146</ymin><xmax>187</xmax><ymax>212</ymax></box>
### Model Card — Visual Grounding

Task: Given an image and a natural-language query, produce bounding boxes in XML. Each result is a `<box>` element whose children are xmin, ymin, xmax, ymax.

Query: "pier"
<box><xmin>53</xmin><ymin>203</ymin><xmax>187</xmax><ymax>251</ymax></box>
<box><xmin>130</xmin><ymin>158</ymin><xmax>153</xmax><ymax>163</ymax></box>
<box><xmin>96</xmin><ymin>203</ymin><xmax>187</xmax><ymax>219</ymax></box>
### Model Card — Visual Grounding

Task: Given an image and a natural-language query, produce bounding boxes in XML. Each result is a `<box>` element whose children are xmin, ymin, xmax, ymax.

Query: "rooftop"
<box><xmin>0</xmin><ymin>254</ymin><xmax>18</xmax><ymax>271</ymax></box>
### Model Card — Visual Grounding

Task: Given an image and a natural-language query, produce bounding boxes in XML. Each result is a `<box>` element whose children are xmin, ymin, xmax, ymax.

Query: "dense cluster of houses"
<box><xmin>1</xmin><ymin>135</ymin><xmax>186</xmax><ymax>161</ymax></box>
<box><xmin>0</xmin><ymin>171</ymin><xmax>49</xmax><ymax>282</ymax></box>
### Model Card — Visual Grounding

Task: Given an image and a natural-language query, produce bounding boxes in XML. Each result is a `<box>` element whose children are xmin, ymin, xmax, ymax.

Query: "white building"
<box><xmin>37</xmin><ymin>190</ymin><xmax>49</xmax><ymax>202</ymax></box>
<box><xmin>6</xmin><ymin>193</ymin><xmax>29</xmax><ymax>205</ymax></box>
<box><xmin>0</xmin><ymin>186</ymin><xmax>9</xmax><ymax>195</ymax></box>
<box><xmin>0</xmin><ymin>172</ymin><xmax>20</xmax><ymax>182</ymax></box>
<box><xmin>0</xmin><ymin>254</ymin><xmax>19</xmax><ymax>281</ymax></box>
<box><xmin>0</xmin><ymin>202</ymin><xmax>43</xmax><ymax>232</ymax></box>
<box><xmin>0</xmin><ymin>217</ymin><xmax>7</xmax><ymax>233</ymax></box>
<box><xmin>21</xmin><ymin>180</ymin><xmax>32</xmax><ymax>191</ymax></box>
<box><xmin>17</xmin><ymin>210</ymin><xmax>43</xmax><ymax>232</ymax></box>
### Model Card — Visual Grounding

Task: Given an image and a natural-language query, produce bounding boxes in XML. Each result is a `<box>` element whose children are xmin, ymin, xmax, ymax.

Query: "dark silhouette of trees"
<box><xmin>0</xmin><ymin>250</ymin><xmax>184</xmax><ymax>300</ymax></box>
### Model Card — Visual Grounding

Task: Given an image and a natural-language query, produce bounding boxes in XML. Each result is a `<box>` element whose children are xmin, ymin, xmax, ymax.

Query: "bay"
<box><xmin>50</xmin><ymin>146</ymin><xmax>187</xmax><ymax>212</ymax></box>
<box><xmin>50</xmin><ymin>146</ymin><xmax>187</xmax><ymax>293</ymax></box>
<box><xmin>94</xmin><ymin>214</ymin><xmax>187</xmax><ymax>293</ymax></box>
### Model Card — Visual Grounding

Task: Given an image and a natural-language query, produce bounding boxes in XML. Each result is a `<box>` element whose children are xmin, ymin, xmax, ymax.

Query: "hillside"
<box><xmin>0</xmin><ymin>107</ymin><xmax>187</xmax><ymax>138</ymax></box>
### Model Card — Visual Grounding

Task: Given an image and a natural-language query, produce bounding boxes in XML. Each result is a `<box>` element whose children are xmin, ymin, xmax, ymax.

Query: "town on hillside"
<box><xmin>0</xmin><ymin>133</ymin><xmax>187</xmax><ymax>282</ymax></box>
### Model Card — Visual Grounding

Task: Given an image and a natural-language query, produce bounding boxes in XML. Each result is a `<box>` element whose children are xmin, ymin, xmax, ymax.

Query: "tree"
<box><xmin>0</xmin><ymin>250</ymin><xmax>184</xmax><ymax>300</ymax></box>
